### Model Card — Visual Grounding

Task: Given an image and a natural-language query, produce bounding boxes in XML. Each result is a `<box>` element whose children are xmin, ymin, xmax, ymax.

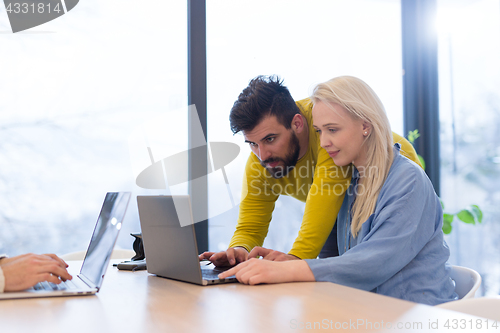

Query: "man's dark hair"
<box><xmin>229</xmin><ymin>75</ymin><xmax>301</xmax><ymax>134</ymax></box>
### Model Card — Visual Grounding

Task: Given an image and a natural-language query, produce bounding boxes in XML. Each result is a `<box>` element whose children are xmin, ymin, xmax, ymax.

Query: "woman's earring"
<box><xmin>364</xmin><ymin>131</ymin><xmax>368</xmax><ymax>135</ymax></box>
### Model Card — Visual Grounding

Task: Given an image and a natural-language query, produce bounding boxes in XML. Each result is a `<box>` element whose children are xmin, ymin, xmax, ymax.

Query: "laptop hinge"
<box><xmin>78</xmin><ymin>274</ymin><xmax>98</xmax><ymax>291</ymax></box>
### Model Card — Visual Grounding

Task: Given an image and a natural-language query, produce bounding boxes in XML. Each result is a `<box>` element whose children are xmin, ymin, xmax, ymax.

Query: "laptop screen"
<box><xmin>80</xmin><ymin>192</ymin><xmax>131</xmax><ymax>288</ymax></box>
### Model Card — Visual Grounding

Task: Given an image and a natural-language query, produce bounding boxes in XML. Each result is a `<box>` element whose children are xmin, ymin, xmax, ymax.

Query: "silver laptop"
<box><xmin>137</xmin><ymin>195</ymin><xmax>237</xmax><ymax>286</ymax></box>
<box><xmin>0</xmin><ymin>192</ymin><xmax>131</xmax><ymax>300</ymax></box>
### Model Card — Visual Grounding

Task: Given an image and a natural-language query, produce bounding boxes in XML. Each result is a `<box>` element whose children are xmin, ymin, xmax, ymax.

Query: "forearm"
<box><xmin>228</xmin><ymin>219</ymin><xmax>271</xmax><ymax>251</ymax></box>
<box><xmin>229</xmin><ymin>194</ymin><xmax>276</xmax><ymax>251</ymax></box>
<box><xmin>304</xmin><ymin>253</ymin><xmax>394</xmax><ymax>290</ymax></box>
<box><xmin>0</xmin><ymin>252</ymin><xmax>9</xmax><ymax>293</ymax></box>
<box><xmin>228</xmin><ymin>233</ymin><xmax>265</xmax><ymax>252</ymax></box>
<box><xmin>230</xmin><ymin>156</ymin><xmax>278</xmax><ymax>251</ymax></box>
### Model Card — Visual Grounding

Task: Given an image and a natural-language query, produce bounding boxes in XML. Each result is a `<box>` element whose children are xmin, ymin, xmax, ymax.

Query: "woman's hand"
<box><xmin>218</xmin><ymin>256</ymin><xmax>315</xmax><ymax>285</ymax></box>
<box><xmin>1</xmin><ymin>253</ymin><xmax>72</xmax><ymax>292</ymax></box>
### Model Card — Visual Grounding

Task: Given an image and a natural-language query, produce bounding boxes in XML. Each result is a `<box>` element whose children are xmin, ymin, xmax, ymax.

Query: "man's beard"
<box><xmin>261</xmin><ymin>132</ymin><xmax>301</xmax><ymax>179</ymax></box>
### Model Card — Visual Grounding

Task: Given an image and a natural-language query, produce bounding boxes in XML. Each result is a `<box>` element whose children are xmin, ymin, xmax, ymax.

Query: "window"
<box><xmin>0</xmin><ymin>0</ymin><xmax>187</xmax><ymax>255</ymax></box>
<box><xmin>438</xmin><ymin>0</ymin><xmax>500</xmax><ymax>296</ymax></box>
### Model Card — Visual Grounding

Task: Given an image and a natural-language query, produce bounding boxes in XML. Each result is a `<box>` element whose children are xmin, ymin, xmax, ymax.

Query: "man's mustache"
<box><xmin>262</xmin><ymin>157</ymin><xmax>284</xmax><ymax>165</ymax></box>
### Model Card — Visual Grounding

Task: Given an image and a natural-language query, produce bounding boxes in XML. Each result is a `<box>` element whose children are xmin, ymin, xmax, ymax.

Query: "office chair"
<box><xmin>449</xmin><ymin>265</ymin><xmax>482</xmax><ymax>299</ymax></box>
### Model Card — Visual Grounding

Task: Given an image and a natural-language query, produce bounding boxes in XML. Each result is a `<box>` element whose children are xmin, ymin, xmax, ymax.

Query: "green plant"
<box><xmin>441</xmin><ymin>201</ymin><xmax>483</xmax><ymax>234</ymax></box>
<box><xmin>407</xmin><ymin>130</ymin><xmax>483</xmax><ymax>234</ymax></box>
<box><xmin>407</xmin><ymin>130</ymin><xmax>426</xmax><ymax>170</ymax></box>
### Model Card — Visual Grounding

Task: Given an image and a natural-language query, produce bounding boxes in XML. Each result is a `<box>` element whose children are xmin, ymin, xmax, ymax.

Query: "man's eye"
<box><xmin>266</xmin><ymin>137</ymin><xmax>275</xmax><ymax>143</ymax></box>
<box><xmin>249</xmin><ymin>142</ymin><xmax>257</xmax><ymax>147</ymax></box>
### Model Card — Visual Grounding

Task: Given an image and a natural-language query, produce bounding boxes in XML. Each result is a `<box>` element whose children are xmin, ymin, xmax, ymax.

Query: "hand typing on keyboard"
<box><xmin>0</xmin><ymin>253</ymin><xmax>73</xmax><ymax>292</ymax></box>
<box><xmin>34</xmin><ymin>279</ymin><xmax>78</xmax><ymax>291</ymax></box>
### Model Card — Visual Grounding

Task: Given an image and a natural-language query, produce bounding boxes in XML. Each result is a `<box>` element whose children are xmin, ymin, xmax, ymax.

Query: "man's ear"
<box><xmin>291</xmin><ymin>114</ymin><xmax>305</xmax><ymax>133</ymax></box>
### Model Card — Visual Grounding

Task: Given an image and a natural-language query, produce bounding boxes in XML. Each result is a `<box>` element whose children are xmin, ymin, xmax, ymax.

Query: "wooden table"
<box><xmin>0</xmin><ymin>261</ymin><xmax>497</xmax><ymax>332</ymax></box>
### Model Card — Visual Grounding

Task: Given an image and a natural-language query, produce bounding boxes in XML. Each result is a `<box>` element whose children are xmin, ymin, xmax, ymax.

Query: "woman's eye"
<box><xmin>329</xmin><ymin>128</ymin><xmax>337</xmax><ymax>133</ymax></box>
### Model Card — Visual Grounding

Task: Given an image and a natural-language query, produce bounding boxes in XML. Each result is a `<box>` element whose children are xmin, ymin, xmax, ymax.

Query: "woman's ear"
<box><xmin>362</xmin><ymin>122</ymin><xmax>371</xmax><ymax>137</ymax></box>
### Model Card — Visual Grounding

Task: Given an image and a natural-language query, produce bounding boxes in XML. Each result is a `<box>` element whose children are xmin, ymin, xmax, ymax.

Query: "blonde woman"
<box><xmin>220</xmin><ymin>76</ymin><xmax>457</xmax><ymax>305</ymax></box>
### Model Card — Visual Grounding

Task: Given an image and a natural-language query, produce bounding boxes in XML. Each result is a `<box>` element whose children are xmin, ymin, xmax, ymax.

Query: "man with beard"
<box><xmin>199</xmin><ymin>75</ymin><xmax>421</xmax><ymax>266</ymax></box>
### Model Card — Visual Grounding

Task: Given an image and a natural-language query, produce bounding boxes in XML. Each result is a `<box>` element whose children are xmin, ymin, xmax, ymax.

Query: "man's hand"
<box><xmin>218</xmin><ymin>258</ymin><xmax>315</xmax><ymax>285</ymax></box>
<box><xmin>1</xmin><ymin>253</ymin><xmax>73</xmax><ymax>292</ymax></box>
<box><xmin>248</xmin><ymin>246</ymin><xmax>300</xmax><ymax>261</ymax></box>
<box><xmin>198</xmin><ymin>247</ymin><xmax>249</xmax><ymax>267</ymax></box>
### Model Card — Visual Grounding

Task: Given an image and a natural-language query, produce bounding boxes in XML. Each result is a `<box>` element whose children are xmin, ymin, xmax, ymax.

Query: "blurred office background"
<box><xmin>0</xmin><ymin>0</ymin><xmax>498</xmax><ymax>296</ymax></box>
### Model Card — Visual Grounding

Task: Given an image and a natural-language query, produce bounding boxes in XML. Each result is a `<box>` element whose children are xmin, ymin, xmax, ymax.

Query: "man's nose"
<box><xmin>258</xmin><ymin>146</ymin><xmax>272</xmax><ymax>161</ymax></box>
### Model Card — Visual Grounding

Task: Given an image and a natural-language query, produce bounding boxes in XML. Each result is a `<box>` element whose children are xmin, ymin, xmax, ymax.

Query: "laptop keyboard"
<box><xmin>33</xmin><ymin>279</ymin><xmax>78</xmax><ymax>291</ymax></box>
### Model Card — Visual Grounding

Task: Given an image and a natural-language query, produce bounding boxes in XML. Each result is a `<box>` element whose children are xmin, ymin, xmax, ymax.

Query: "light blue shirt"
<box><xmin>305</xmin><ymin>145</ymin><xmax>458</xmax><ymax>305</ymax></box>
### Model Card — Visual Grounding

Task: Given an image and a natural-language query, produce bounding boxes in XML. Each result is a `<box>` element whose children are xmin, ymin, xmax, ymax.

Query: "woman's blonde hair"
<box><xmin>310</xmin><ymin>76</ymin><xmax>394</xmax><ymax>236</ymax></box>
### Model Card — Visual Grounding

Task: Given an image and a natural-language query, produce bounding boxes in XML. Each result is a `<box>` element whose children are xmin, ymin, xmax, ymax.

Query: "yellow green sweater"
<box><xmin>228</xmin><ymin>98</ymin><xmax>422</xmax><ymax>259</ymax></box>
